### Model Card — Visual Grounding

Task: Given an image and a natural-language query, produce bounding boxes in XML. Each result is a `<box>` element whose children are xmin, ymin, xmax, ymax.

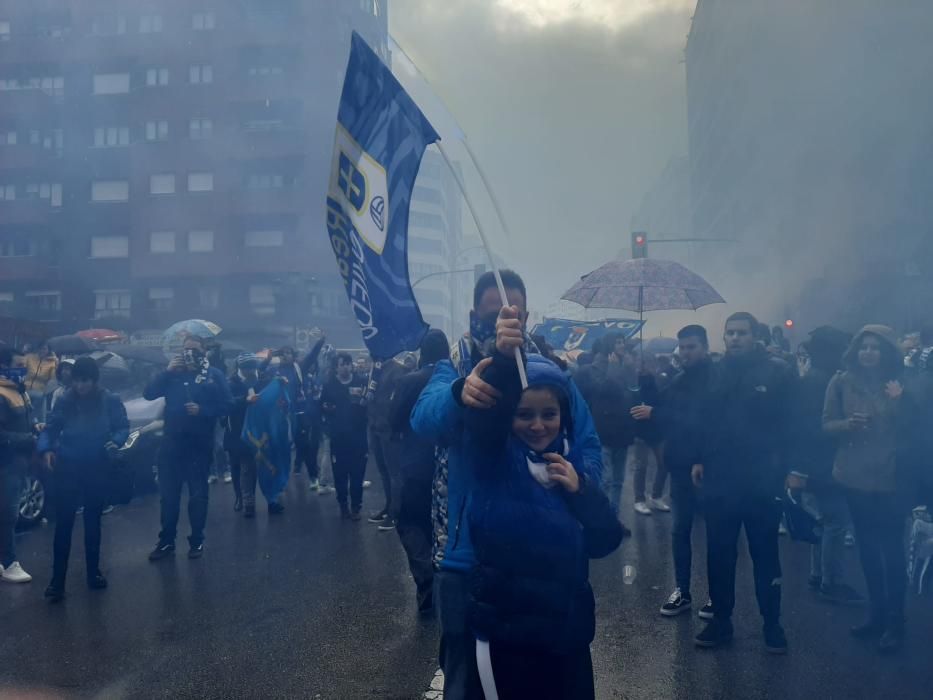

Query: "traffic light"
<box><xmin>784</xmin><ymin>319</ymin><xmax>794</xmax><ymax>329</ymax></box>
<box><xmin>631</xmin><ymin>231</ymin><xmax>648</xmax><ymax>259</ymax></box>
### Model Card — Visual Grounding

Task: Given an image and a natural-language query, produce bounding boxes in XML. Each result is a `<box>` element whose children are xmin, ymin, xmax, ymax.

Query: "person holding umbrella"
<box><xmin>38</xmin><ymin>358</ymin><xmax>129</xmax><ymax>601</ymax></box>
<box><xmin>145</xmin><ymin>336</ymin><xmax>232</xmax><ymax>560</ymax></box>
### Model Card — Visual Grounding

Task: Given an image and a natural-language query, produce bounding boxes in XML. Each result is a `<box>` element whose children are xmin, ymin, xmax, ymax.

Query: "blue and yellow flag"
<box><xmin>326</xmin><ymin>31</ymin><xmax>439</xmax><ymax>360</ymax></box>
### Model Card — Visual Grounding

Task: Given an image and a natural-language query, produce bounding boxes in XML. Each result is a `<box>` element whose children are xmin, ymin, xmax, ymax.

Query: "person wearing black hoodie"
<box><xmin>790</xmin><ymin>327</ymin><xmax>863</xmax><ymax>606</ymax></box>
<box><xmin>388</xmin><ymin>329</ymin><xmax>450</xmax><ymax>613</ymax></box>
<box><xmin>693</xmin><ymin>312</ymin><xmax>795</xmax><ymax>653</ymax></box>
<box><xmin>38</xmin><ymin>357</ymin><xmax>129</xmax><ymax>601</ymax></box>
<box><xmin>633</xmin><ymin>325</ymin><xmax>714</xmax><ymax>618</ymax></box>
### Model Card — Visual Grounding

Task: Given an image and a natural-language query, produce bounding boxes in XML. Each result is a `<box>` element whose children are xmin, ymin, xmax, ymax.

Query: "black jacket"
<box><xmin>321</xmin><ymin>374</ymin><xmax>368</xmax><ymax>450</ymax></box>
<box><xmin>791</xmin><ymin>367</ymin><xmax>838</xmax><ymax>489</ymax></box>
<box><xmin>697</xmin><ymin>348</ymin><xmax>796</xmax><ymax>499</ymax></box>
<box><xmin>368</xmin><ymin>360</ymin><xmax>410</xmax><ymax>434</ymax></box>
<box><xmin>574</xmin><ymin>359</ymin><xmax>637</xmax><ymax>449</ymax></box>
<box><xmin>389</xmin><ymin>364</ymin><xmax>437</xmax><ymax>481</ymax></box>
<box><xmin>0</xmin><ymin>379</ymin><xmax>34</xmax><ymax>468</ymax></box>
<box><xmin>652</xmin><ymin>359</ymin><xmax>712</xmax><ymax>472</ymax></box>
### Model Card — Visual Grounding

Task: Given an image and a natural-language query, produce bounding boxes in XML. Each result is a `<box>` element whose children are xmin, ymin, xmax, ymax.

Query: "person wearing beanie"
<box><xmin>387</xmin><ymin>328</ymin><xmax>450</xmax><ymax>613</ymax></box>
<box><xmin>38</xmin><ymin>356</ymin><xmax>129</xmax><ymax>601</ymax></box>
<box><xmin>823</xmin><ymin>324</ymin><xmax>909</xmax><ymax>652</ymax></box>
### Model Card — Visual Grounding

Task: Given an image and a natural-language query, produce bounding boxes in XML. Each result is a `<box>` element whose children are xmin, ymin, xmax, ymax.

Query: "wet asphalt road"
<box><xmin>2</xmin><ymin>467</ymin><xmax>932</xmax><ymax>699</ymax></box>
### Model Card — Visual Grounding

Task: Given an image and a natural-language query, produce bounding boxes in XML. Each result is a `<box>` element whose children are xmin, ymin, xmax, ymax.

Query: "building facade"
<box><xmin>0</xmin><ymin>0</ymin><xmax>388</xmax><ymax>348</ymax></box>
<box><xmin>686</xmin><ymin>0</ymin><xmax>933</xmax><ymax>331</ymax></box>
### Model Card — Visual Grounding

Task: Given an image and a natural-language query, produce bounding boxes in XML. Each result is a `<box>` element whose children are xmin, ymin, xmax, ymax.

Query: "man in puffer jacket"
<box><xmin>463</xmin><ymin>347</ymin><xmax>622</xmax><ymax>700</ymax></box>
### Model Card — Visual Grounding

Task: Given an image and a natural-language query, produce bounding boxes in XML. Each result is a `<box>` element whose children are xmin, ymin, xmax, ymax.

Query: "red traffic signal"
<box><xmin>631</xmin><ymin>231</ymin><xmax>648</xmax><ymax>259</ymax></box>
<box><xmin>784</xmin><ymin>319</ymin><xmax>794</xmax><ymax>329</ymax></box>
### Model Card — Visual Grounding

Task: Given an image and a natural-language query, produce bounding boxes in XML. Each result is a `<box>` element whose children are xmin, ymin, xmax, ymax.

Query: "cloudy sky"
<box><xmin>390</xmin><ymin>0</ymin><xmax>696</xmax><ymax>311</ymax></box>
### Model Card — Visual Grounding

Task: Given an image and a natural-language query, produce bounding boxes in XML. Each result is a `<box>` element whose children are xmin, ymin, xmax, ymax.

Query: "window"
<box><xmin>1</xmin><ymin>131</ymin><xmax>16</xmax><ymax>146</ymax></box>
<box><xmin>145</xmin><ymin>120</ymin><xmax>169</xmax><ymax>142</ymax></box>
<box><xmin>410</xmin><ymin>211</ymin><xmax>446</xmax><ymax>231</ymax></box>
<box><xmin>149</xmin><ymin>231</ymin><xmax>175</xmax><ymax>253</ymax></box>
<box><xmin>247</xmin><ymin>64</ymin><xmax>284</xmax><ymax>77</ymax></box>
<box><xmin>25</xmin><ymin>183</ymin><xmax>62</xmax><ymax>207</ymax></box>
<box><xmin>92</xmin><ymin>181</ymin><xmax>129</xmax><ymax>203</ymax></box>
<box><xmin>245</xmin><ymin>230</ymin><xmax>284</xmax><ymax>248</ymax></box>
<box><xmin>247</xmin><ymin>173</ymin><xmax>286</xmax><ymax>190</ymax></box>
<box><xmin>187</xmin><ymin>173</ymin><xmax>213</xmax><ymax>192</ymax></box>
<box><xmin>90</xmin><ymin>236</ymin><xmax>129</xmax><ymax>258</ymax></box>
<box><xmin>199</xmin><ymin>287</ymin><xmax>219</xmax><ymax>309</ymax></box>
<box><xmin>92</xmin><ymin>16</ymin><xmax>126</xmax><ymax>36</ymax></box>
<box><xmin>150</xmin><ymin>174</ymin><xmax>176</xmax><ymax>195</ymax></box>
<box><xmin>189</xmin><ymin>118</ymin><xmax>213</xmax><ymax>140</ymax></box>
<box><xmin>188</xmin><ymin>230</ymin><xmax>214</xmax><ymax>252</ymax></box>
<box><xmin>146</xmin><ymin>68</ymin><xmax>169</xmax><ymax>87</ymax></box>
<box><xmin>0</xmin><ymin>238</ymin><xmax>36</xmax><ymax>257</ymax></box>
<box><xmin>413</xmin><ymin>186</ymin><xmax>443</xmax><ymax>206</ymax></box>
<box><xmin>94</xmin><ymin>289</ymin><xmax>131</xmax><ymax>319</ymax></box>
<box><xmin>139</xmin><ymin>15</ymin><xmax>163</xmax><ymax>34</ymax></box>
<box><xmin>0</xmin><ymin>22</ymin><xmax>9</xmax><ymax>41</ymax></box>
<box><xmin>149</xmin><ymin>287</ymin><xmax>173</xmax><ymax>310</ymax></box>
<box><xmin>24</xmin><ymin>291</ymin><xmax>61</xmax><ymax>318</ymax></box>
<box><xmin>94</xmin><ymin>126</ymin><xmax>130</xmax><ymax>148</ymax></box>
<box><xmin>0</xmin><ymin>75</ymin><xmax>64</xmax><ymax>97</ymax></box>
<box><xmin>249</xmin><ymin>285</ymin><xmax>276</xmax><ymax>315</ymax></box>
<box><xmin>189</xmin><ymin>65</ymin><xmax>213</xmax><ymax>85</ymax></box>
<box><xmin>0</xmin><ymin>184</ymin><xmax>14</xmax><ymax>200</ymax></box>
<box><xmin>193</xmin><ymin>13</ymin><xmax>216</xmax><ymax>31</ymax></box>
<box><xmin>93</xmin><ymin>73</ymin><xmax>130</xmax><ymax>95</ymax></box>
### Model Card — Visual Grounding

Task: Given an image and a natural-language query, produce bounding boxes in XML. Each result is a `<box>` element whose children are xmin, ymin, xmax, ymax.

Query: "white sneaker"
<box><xmin>318</xmin><ymin>485</ymin><xmax>336</xmax><ymax>496</ymax></box>
<box><xmin>362</xmin><ymin>480</ymin><xmax>372</xmax><ymax>489</ymax></box>
<box><xmin>648</xmin><ymin>497</ymin><xmax>671</xmax><ymax>513</ymax></box>
<box><xmin>634</xmin><ymin>501</ymin><xmax>652</xmax><ymax>516</ymax></box>
<box><xmin>1</xmin><ymin>561</ymin><xmax>32</xmax><ymax>584</ymax></box>
<box><xmin>309</xmin><ymin>479</ymin><xmax>320</xmax><ymax>492</ymax></box>
<box><xmin>222</xmin><ymin>472</ymin><xmax>232</xmax><ymax>484</ymax></box>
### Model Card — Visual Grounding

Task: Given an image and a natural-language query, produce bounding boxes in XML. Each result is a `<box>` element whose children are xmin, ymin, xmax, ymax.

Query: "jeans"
<box><xmin>670</xmin><ymin>470</ymin><xmax>699</xmax><ymax>595</ymax></box>
<box><xmin>435</xmin><ymin>570</ymin><xmax>484</xmax><ymax>700</ymax></box>
<box><xmin>396</xmin><ymin>476</ymin><xmax>434</xmax><ymax>611</ymax></box>
<box><xmin>601</xmin><ymin>445</ymin><xmax>628</xmax><ymax>512</ymax></box>
<box><xmin>158</xmin><ymin>434</ymin><xmax>213</xmax><ymax>547</ymax></box>
<box><xmin>295</xmin><ymin>414</ymin><xmax>321</xmax><ymax>480</ymax></box>
<box><xmin>235</xmin><ymin>451</ymin><xmax>261</xmax><ymax>509</ymax></box>
<box><xmin>369</xmin><ymin>428</ymin><xmax>393</xmax><ymax>514</ymax></box>
<box><xmin>52</xmin><ymin>469</ymin><xmax>106</xmax><ymax>583</ymax></box>
<box><xmin>631</xmin><ymin>439</ymin><xmax>668</xmax><ymax>503</ymax></box>
<box><xmin>0</xmin><ymin>464</ymin><xmax>25</xmax><ymax>568</ymax></box>
<box><xmin>805</xmin><ymin>487</ymin><xmax>850</xmax><ymax>587</ymax></box>
<box><xmin>846</xmin><ymin>489</ymin><xmax>907</xmax><ymax>623</ymax></box>
<box><xmin>706</xmin><ymin>493</ymin><xmax>783</xmax><ymax>624</ymax></box>
<box><xmin>331</xmin><ymin>441</ymin><xmax>367</xmax><ymax>513</ymax></box>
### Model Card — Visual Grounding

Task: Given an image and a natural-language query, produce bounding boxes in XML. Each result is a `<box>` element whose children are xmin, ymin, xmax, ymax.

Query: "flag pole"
<box><xmin>437</xmin><ymin>141</ymin><xmax>528</xmax><ymax>389</ymax></box>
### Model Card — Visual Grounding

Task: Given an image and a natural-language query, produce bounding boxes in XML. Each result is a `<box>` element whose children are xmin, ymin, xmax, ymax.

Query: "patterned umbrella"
<box><xmin>161</xmin><ymin>319</ymin><xmax>222</xmax><ymax>348</ymax></box>
<box><xmin>562</xmin><ymin>259</ymin><xmax>725</xmax><ymax>313</ymax></box>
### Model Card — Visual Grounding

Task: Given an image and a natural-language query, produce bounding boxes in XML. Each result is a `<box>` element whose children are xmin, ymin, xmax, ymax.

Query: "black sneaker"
<box><xmin>807</xmin><ymin>575</ymin><xmax>822</xmax><ymax>591</ymax></box>
<box><xmin>88</xmin><ymin>572</ymin><xmax>108</xmax><ymax>590</ymax></box>
<box><xmin>695</xmin><ymin>619</ymin><xmax>734</xmax><ymax>648</ymax></box>
<box><xmin>878</xmin><ymin>619</ymin><xmax>904</xmax><ymax>654</ymax></box>
<box><xmin>234</xmin><ymin>496</ymin><xmax>243</xmax><ymax>512</ymax></box>
<box><xmin>44</xmin><ymin>581</ymin><xmax>65</xmax><ymax>602</ymax></box>
<box><xmin>188</xmin><ymin>543</ymin><xmax>204</xmax><ymax>559</ymax></box>
<box><xmin>268</xmin><ymin>502</ymin><xmax>285</xmax><ymax>515</ymax></box>
<box><xmin>660</xmin><ymin>588</ymin><xmax>692</xmax><ymax>617</ymax></box>
<box><xmin>148</xmin><ymin>543</ymin><xmax>175</xmax><ymax>561</ymax></box>
<box><xmin>368</xmin><ymin>510</ymin><xmax>388</xmax><ymax>524</ymax></box>
<box><xmin>764</xmin><ymin>623</ymin><xmax>788</xmax><ymax>654</ymax></box>
<box><xmin>349</xmin><ymin>510</ymin><xmax>362</xmax><ymax>522</ymax></box>
<box><xmin>244</xmin><ymin>504</ymin><xmax>256</xmax><ymax>519</ymax></box>
<box><xmin>698</xmin><ymin>600</ymin><xmax>714</xmax><ymax>620</ymax></box>
<box><xmin>377</xmin><ymin>519</ymin><xmax>397</xmax><ymax>532</ymax></box>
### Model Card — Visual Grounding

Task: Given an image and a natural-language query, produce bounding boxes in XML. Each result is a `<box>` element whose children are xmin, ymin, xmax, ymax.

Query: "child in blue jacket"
<box><xmin>464</xmin><ymin>350</ymin><xmax>624</xmax><ymax>700</ymax></box>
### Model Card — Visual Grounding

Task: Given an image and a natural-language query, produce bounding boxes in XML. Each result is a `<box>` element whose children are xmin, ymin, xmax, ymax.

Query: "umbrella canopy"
<box><xmin>48</xmin><ymin>335</ymin><xmax>100</xmax><ymax>356</ymax></box>
<box><xmin>562</xmin><ymin>259</ymin><xmax>725</xmax><ymax>313</ymax></box>
<box><xmin>77</xmin><ymin>328</ymin><xmax>126</xmax><ymax>344</ymax></box>
<box><xmin>162</xmin><ymin>319</ymin><xmax>222</xmax><ymax>347</ymax></box>
<box><xmin>106</xmin><ymin>344</ymin><xmax>170</xmax><ymax>365</ymax></box>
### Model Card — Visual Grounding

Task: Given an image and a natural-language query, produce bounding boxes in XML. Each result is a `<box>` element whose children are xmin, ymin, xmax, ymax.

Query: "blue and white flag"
<box><xmin>326</xmin><ymin>32</ymin><xmax>439</xmax><ymax>360</ymax></box>
<box><xmin>530</xmin><ymin>318</ymin><xmax>645</xmax><ymax>356</ymax></box>
<box><xmin>242</xmin><ymin>378</ymin><xmax>292</xmax><ymax>504</ymax></box>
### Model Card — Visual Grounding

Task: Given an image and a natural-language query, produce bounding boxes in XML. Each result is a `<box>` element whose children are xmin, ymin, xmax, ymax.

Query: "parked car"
<box><xmin>16</xmin><ymin>396</ymin><xmax>165</xmax><ymax>528</ymax></box>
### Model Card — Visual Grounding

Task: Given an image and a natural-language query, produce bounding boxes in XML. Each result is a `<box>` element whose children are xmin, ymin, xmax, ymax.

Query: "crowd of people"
<box><xmin>2</xmin><ymin>269</ymin><xmax>933</xmax><ymax>699</ymax></box>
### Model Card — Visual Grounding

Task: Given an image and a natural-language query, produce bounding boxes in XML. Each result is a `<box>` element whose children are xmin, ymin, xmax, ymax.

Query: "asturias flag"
<box><xmin>241</xmin><ymin>377</ymin><xmax>292</xmax><ymax>504</ymax></box>
<box><xmin>326</xmin><ymin>31</ymin><xmax>439</xmax><ymax>360</ymax></box>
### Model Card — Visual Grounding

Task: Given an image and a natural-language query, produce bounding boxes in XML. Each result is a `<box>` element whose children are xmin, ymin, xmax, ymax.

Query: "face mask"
<box><xmin>470</xmin><ymin>310</ymin><xmax>499</xmax><ymax>356</ymax></box>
